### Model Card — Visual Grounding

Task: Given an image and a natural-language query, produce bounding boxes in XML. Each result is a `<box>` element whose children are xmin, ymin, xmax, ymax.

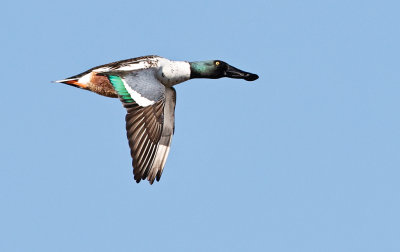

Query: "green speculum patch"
<box><xmin>108</xmin><ymin>75</ymin><xmax>134</xmax><ymax>103</ymax></box>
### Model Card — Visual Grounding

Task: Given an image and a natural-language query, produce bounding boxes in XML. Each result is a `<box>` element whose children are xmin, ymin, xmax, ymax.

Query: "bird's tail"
<box><xmin>52</xmin><ymin>78</ymin><xmax>88</xmax><ymax>89</ymax></box>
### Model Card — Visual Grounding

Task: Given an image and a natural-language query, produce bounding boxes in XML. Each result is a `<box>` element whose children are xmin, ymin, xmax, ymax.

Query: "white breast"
<box><xmin>157</xmin><ymin>60</ymin><xmax>191</xmax><ymax>86</ymax></box>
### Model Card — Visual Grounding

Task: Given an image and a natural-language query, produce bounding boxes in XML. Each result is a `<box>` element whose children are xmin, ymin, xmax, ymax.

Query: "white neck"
<box><xmin>157</xmin><ymin>60</ymin><xmax>191</xmax><ymax>87</ymax></box>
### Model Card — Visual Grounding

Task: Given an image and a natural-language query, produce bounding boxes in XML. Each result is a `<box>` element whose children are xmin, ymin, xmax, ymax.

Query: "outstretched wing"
<box><xmin>106</xmin><ymin>69</ymin><xmax>176</xmax><ymax>184</ymax></box>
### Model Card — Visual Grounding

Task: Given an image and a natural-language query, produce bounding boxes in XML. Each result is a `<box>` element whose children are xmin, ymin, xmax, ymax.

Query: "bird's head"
<box><xmin>189</xmin><ymin>60</ymin><xmax>258</xmax><ymax>81</ymax></box>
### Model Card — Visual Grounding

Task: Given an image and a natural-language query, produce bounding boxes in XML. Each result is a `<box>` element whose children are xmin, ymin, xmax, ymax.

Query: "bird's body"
<box><xmin>55</xmin><ymin>55</ymin><xmax>258</xmax><ymax>184</ymax></box>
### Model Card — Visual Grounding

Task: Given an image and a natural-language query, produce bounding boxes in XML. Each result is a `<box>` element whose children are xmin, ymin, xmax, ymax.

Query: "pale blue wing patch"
<box><xmin>123</xmin><ymin>69</ymin><xmax>165</xmax><ymax>102</ymax></box>
<box><xmin>108</xmin><ymin>69</ymin><xmax>165</xmax><ymax>107</ymax></box>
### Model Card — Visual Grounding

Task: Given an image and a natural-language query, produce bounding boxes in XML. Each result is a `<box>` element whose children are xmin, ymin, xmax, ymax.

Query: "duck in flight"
<box><xmin>55</xmin><ymin>55</ymin><xmax>259</xmax><ymax>184</ymax></box>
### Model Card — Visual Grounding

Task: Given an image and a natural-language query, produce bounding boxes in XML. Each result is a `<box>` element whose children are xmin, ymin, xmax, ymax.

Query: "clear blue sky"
<box><xmin>1</xmin><ymin>0</ymin><xmax>399</xmax><ymax>251</ymax></box>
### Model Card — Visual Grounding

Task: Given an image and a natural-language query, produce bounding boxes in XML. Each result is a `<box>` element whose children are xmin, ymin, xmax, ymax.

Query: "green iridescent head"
<box><xmin>189</xmin><ymin>60</ymin><xmax>258</xmax><ymax>81</ymax></box>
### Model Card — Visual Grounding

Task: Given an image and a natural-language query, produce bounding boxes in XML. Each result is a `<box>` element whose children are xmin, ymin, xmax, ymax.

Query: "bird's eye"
<box><xmin>215</xmin><ymin>61</ymin><xmax>220</xmax><ymax>66</ymax></box>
